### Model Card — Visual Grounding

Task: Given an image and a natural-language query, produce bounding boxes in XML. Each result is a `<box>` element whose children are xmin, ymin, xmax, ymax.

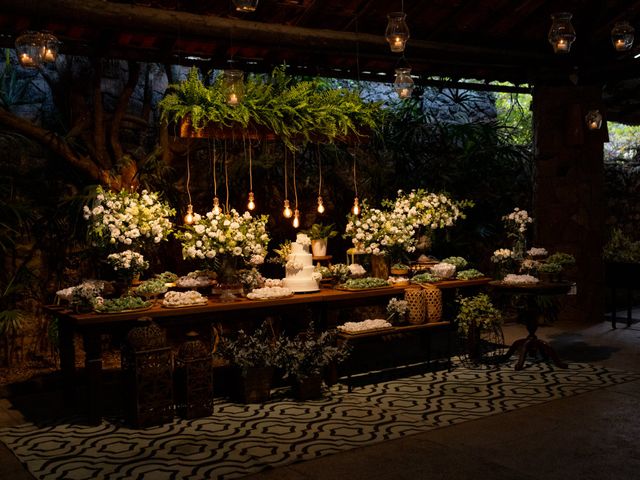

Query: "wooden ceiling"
<box><xmin>3</xmin><ymin>0</ymin><xmax>640</xmax><ymax>87</ymax></box>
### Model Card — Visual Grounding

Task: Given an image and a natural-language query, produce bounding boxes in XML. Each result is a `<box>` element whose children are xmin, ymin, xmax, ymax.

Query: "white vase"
<box><xmin>311</xmin><ymin>238</ymin><xmax>328</xmax><ymax>257</ymax></box>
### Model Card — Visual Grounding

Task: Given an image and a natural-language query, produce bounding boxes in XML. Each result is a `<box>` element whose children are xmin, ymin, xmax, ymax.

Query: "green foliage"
<box><xmin>281</xmin><ymin>323</ymin><xmax>349</xmax><ymax>379</ymax></box>
<box><xmin>495</xmin><ymin>91</ymin><xmax>533</xmax><ymax>146</ymax></box>
<box><xmin>305</xmin><ymin>223</ymin><xmax>338</xmax><ymax>240</ymax></box>
<box><xmin>538</xmin><ymin>262</ymin><xmax>563</xmax><ymax>274</ymax></box>
<box><xmin>411</xmin><ymin>272</ymin><xmax>439</xmax><ymax>284</ymax></box>
<box><xmin>0</xmin><ymin>309</ymin><xmax>25</xmax><ymax>337</ymax></box>
<box><xmin>217</xmin><ymin>321</ymin><xmax>285</xmax><ymax>372</ymax></box>
<box><xmin>441</xmin><ymin>256</ymin><xmax>468</xmax><ymax>269</ymax></box>
<box><xmin>604</xmin><ymin>228</ymin><xmax>640</xmax><ymax>263</ymax></box>
<box><xmin>456</xmin><ymin>269</ymin><xmax>484</xmax><ymax>280</ymax></box>
<box><xmin>455</xmin><ymin>293</ymin><xmax>502</xmax><ymax>335</ymax></box>
<box><xmin>546</xmin><ymin>252</ymin><xmax>575</xmax><ymax>266</ymax></box>
<box><xmin>159</xmin><ymin>66</ymin><xmax>386</xmax><ymax>149</ymax></box>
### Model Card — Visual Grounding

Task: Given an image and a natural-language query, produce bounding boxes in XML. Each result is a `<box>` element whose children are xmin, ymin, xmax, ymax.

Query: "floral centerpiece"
<box><xmin>84</xmin><ymin>186</ymin><xmax>175</xmax><ymax>248</ymax></box>
<box><xmin>106</xmin><ymin>250</ymin><xmax>149</xmax><ymax>280</ymax></box>
<box><xmin>390</xmin><ymin>189</ymin><xmax>472</xmax><ymax>231</ymax></box>
<box><xmin>177</xmin><ymin>208</ymin><xmax>269</xmax><ymax>284</ymax></box>
<box><xmin>386</xmin><ymin>297</ymin><xmax>408</xmax><ymax>324</ymax></box>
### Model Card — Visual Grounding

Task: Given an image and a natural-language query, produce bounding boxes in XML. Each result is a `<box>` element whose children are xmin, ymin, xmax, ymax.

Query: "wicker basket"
<box><xmin>404</xmin><ymin>287</ymin><xmax>426</xmax><ymax>324</ymax></box>
<box><xmin>421</xmin><ymin>284</ymin><xmax>443</xmax><ymax>323</ymax></box>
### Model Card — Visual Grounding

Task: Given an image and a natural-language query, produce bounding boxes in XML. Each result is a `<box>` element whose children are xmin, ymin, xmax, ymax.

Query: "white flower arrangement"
<box><xmin>491</xmin><ymin>248</ymin><xmax>514</xmax><ymax>263</ymax></box>
<box><xmin>527</xmin><ymin>247</ymin><xmax>548</xmax><ymax>257</ymax></box>
<box><xmin>345</xmin><ymin>204</ymin><xmax>417</xmax><ymax>256</ymax></box>
<box><xmin>107</xmin><ymin>250</ymin><xmax>149</xmax><ymax>275</ymax></box>
<box><xmin>387</xmin><ymin>297</ymin><xmax>408</xmax><ymax>320</ymax></box>
<box><xmin>263</xmin><ymin>278</ymin><xmax>284</xmax><ymax>288</ymax></box>
<box><xmin>502</xmin><ymin>207</ymin><xmax>533</xmax><ymax>234</ymax></box>
<box><xmin>286</xmin><ymin>260</ymin><xmax>304</xmax><ymax>273</ymax></box>
<box><xmin>295</xmin><ymin>233</ymin><xmax>311</xmax><ymax>246</ymax></box>
<box><xmin>57</xmin><ymin>280</ymin><xmax>105</xmax><ymax>305</ymax></box>
<box><xmin>391</xmin><ymin>189</ymin><xmax>473</xmax><ymax>230</ymax></box>
<box><xmin>177</xmin><ymin>209</ymin><xmax>269</xmax><ymax>264</ymax></box>
<box><xmin>84</xmin><ymin>186</ymin><xmax>175</xmax><ymax>248</ymax></box>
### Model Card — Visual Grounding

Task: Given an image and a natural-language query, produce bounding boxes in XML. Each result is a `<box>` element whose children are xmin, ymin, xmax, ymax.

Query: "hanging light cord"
<box><xmin>293</xmin><ymin>148</ymin><xmax>298</xmax><ymax>208</ymax></box>
<box><xmin>284</xmin><ymin>147</ymin><xmax>288</xmax><ymax>199</ymax></box>
<box><xmin>352</xmin><ymin>148</ymin><xmax>358</xmax><ymax>198</ymax></box>
<box><xmin>224</xmin><ymin>140</ymin><xmax>230</xmax><ymax>211</ymax></box>
<box><xmin>212</xmin><ymin>140</ymin><xmax>217</xmax><ymax>197</ymax></box>
<box><xmin>317</xmin><ymin>144</ymin><xmax>322</xmax><ymax>195</ymax></box>
<box><xmin>249</xmin><ymin>140</ymin><xmax>253</xmax><ymax>191</ymax></box>
<box><xmin>186</xmin><ymin>141</ymin><xmax>192</xmax><ymax>205</ymax></box>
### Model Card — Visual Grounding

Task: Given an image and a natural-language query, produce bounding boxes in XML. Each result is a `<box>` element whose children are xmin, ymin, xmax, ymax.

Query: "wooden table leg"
<box><xmin>59</xmin><ymin>317</ymin><xmax>76</xmax><ymax>406</ymax></box>
<box><xmin>83</xmin><ymin>331</ymin><xmax>103</xmax><ymax>425</ymax></box>
<box><xmin>536</xmin><ymin>338</ymin><xmax>568</xmax><ymax>369</ymax></box>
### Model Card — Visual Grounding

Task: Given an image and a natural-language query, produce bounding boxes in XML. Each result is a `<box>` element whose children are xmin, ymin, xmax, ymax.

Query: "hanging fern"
<box><xmin>158</xmin><ymin>66</ymin><xmax>386</xmax><ymax>148</ymax></box>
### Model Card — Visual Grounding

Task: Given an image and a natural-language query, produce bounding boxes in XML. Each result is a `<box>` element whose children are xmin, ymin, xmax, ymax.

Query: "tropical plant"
<box><xmin>216</xmin><ymin>321</ymin><xmax>285</xmax><ymax>374</ymax></box>
<box><xmin>305</xmin><ymin>223</ymin><xmax>338</xmax><ymax>240</ymax></box>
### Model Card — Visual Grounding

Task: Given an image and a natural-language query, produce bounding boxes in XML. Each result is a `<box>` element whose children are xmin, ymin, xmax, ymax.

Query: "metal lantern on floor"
<box><xmin>175</xmin><ymin>331</ymin><xmax>213</xmax><ymax>419</ymax></box>
<box><xmin>548</xmin><ymin>12</ymin><xmax>576</xmax><ymax>53</ymax></box>
<box><xmin>15</xmin><ymin>31</ymin><xmax>43</xmax><ymax>69</ymax></box>
<box><xmin>122</xmin><ymin>317</ymin><xmax>174</xmax><ymax>428</ymax></box>
<box><xmin>222</xmin><ymin>69</ymin><xmax>244</xmax><ymax>106</ymax></box>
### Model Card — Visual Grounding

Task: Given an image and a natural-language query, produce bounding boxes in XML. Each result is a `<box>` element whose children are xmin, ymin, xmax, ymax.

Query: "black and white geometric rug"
<box><xmin>1</xmin><ymin>362</ymin><xmax>638</xmax><ymax>480</ymax></box>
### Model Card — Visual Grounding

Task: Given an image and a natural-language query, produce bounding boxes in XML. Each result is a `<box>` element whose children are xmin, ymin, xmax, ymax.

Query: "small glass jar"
<box><xmin>15</xmin><ymin>31</ymin><xmax>42</xmax><ymax>69</ymax></box>
<box><xmin>385</xmin><ymin>12</ymin><xmax>410</xmax><ymax>53</ymax></box>
<box><xmin>548</xmin><ymin>12</ymin><xmax>576</xmax><ymax>54</ymax></box>
<box><xmin>222</xmin><ymin>69</ymin><xmax>244</xmax><ymax>106</ymax></box>
<box><xmin>394</xmin><ymin>68</ymin><xmax>414</xmax><ymax>99</ymax></box>
<box><xmin>611</xmin><ymin>21</ymin><xmax>634</xmax><ymax>52</ymax></box>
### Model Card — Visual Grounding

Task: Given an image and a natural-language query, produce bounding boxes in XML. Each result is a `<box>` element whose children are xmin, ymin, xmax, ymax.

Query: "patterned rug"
<box><xmin>1</xmin><ymin>361</ymin><xmax>638</xmax><ymax>480</ymax></box>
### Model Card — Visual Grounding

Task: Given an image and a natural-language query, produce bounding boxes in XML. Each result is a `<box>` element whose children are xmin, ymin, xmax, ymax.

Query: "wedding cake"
<box><xmin>283</xmin><ymin>233</ymin><xmax>320</xmax><ymax>293</ymax></box>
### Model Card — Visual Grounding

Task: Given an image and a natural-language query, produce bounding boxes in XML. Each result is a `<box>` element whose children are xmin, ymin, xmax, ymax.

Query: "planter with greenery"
<box><xmin>282</xmin><ymin>323</ymin><xmax>349</xmax><ymax>400</ymax></box>
<box><xmin>305</xmin><ymin>223</ymin><xmax>338</xmax><ymax>257</ymax></box>
<box><xmin>216</xmin><ymin>322</ymin><xmax>285</xmax><ymax>403</ymax></box>
<box><xmin>455</xmin><ymin>293</ymin><xmax>503</xmax><ymax>362</ymax></box>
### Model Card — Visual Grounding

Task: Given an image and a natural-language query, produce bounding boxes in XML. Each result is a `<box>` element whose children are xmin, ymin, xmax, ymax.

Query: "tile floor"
<box><xmin>1</xmin><ymin>313</ymin><xmax>639</xmax><ymax>480</ymax></box>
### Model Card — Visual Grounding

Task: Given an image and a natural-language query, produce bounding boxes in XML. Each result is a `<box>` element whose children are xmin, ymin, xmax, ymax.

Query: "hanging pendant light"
<box><xmin>317</xmin><ymin>196</ymin><xmax>325</xmax><ymax>214</ymax></box>
<box><xmin>184</xmin><ymin>204</ymin><xmax>195</xmax><ymax>225</ymax></box>
<box><xmin>184</xmin><ymin>144</ymin><xmax>196</xmax><ymax>225</ymax></box>
<box><xmin>222</xmin><ymin>69</ymin><xmax>244</xmax><ymax>106</ymax></box>
<box><xmin>611</xmin><ymin>21</ymin><xmax>634</xmax><ymax>51</ymax></box>
<box><xmin>212</xmin><ymin>197</ymin><xmax>221</xmax><ymax>215</ymax></box>
<box><xmin>15</xmin><ymin>31</ymin><xmax>42</xmax><ymax>69</ymax></box>
<box><xmin>247</xmin><ymin>191</ymin><xmax>255</xmax><ymax>211</ymax></box>
<box><xmin>316</xmin><ymin>145</ymin><xmax>325</xmax><ymax>214</ymax></box>
<box><xmin>548</xmin><ymin>12</ymin><xmax>576</xmax><ymax>53</ymax></box>
<box><xmin>292</xmin><ymin>209</ymin><xmax>300</xmax><ymax>229</ymax></box>
<box><xmin>352</xmin><ymin>197</ymin><xmax>360</xmax><ymax>216</ymax></box>
<box><xmin>233</xmin><ymin>0</ymin><xmax>259</xmax><ymax>12</ymax></box>
<box><xmin>585</xmin><ymin>110</ymin><xmax>603</xmax><ymax>130</ymax></box>
<box><xmin>394</xmin><ymin>67</ymin><xmax>414</xmax><ymax>99</ymax></box>
<box><xmin>246</xmin><ymin>138</ymin><xmax>256</xmax><ymax>211</ymax></box>
<box><xmin>283</xmin><ymin>199</ymin><xmax>293</xmax><ymax>218</ymax></box>
<box><xmin>385</xmin><ymin>12</ymin><xmax>410</xmax><ymax>53</ymax></box>
<box><xmin>282</xmin><ymin>148</ymin><xmax>292</xmax><ymax>218</ymax></box>
<box><xmin>351</xmin><ymin>147</ymin><xmax>360</xmax><ymax>216</ymax></box>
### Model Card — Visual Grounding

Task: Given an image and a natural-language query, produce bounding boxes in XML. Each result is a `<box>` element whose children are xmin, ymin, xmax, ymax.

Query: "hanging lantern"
<box><xmin>385</xmin><ymin>12</ymin><xmax>410</xmax><ymax>53</ymax></box>
<box><xmin>39</xmin><ymin>31</ymin><xmax>61</xmax><ymax>63</ymax></box>
<box><xmin>317</xmin><ymin>196</ymin><xmax>325</xmax><ymax>214</ymax></box>
<box><xmin>611</xmin><ymin>21</ymin><xmax>634</xmax><ymax>51</ymax></box>
<box><xmin>222</xmin><ymin>69</ymin><xmax>244</xmax><ymax>106</ymax></box>
<box><xmin>548</xmin><ymin>12</ymin><xmax>576</xmax><ymax>53</ymax></box>
<box><xmin>212</xmin><ymin>197</ymin><xmax>221</xmax><ymax>215</ymax></box>
<box><xmin>233</xmin><ymin>0</ymin><xmax>259</xmax><ymax>12</ymax></box>
<box><xmin>292</xmin><ymin>209</ymin><xmax>300</xmax><ymax>228</ymax></box>
<box><xmin>585</xmin><ymin>110</ymin><xmax>603</xmax><ymax>130</ymax></box>
<box><xmin>394</xmin><ymin>68</ymin><xmax>414</xmax><ymax>99</ymax></box>
<box><xmin>184</xmin><ymin>204</ymin><xmax>195</xmax><ymax>225</ymax></box>
<box><xmin>15</xmin><ymin>31</ymin><xmax>43</xmax><ymax>69</ymax></box>
<box><xmin>352</xmin><ymin>197</ymin><xmax>360</xmax><ymax>216</ymax></box>
<box><xmin>247</xmin><ymin>191</ymin><xmax>255</xmax><ymax>211</ymax></box>
<box><xmin>283</xmin><ymin>199</ymin><xmax>293</xmax><ymax>218</ymax></box>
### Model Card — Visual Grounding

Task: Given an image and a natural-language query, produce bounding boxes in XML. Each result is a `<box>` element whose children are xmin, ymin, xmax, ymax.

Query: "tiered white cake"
<box><xmin>283</xmin><ymin>234</ymin><xmax>320</xmax><ymax>293</ymax></box>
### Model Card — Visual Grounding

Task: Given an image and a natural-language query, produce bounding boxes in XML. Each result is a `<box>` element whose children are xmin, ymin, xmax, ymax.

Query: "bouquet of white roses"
<box><xmin>345</xmin><ymin>203</ymin><xmax>417</xmax><ymax>257</ymax></box>
<box><xmin>107</xmin><ymin>250</ymin><xmax>149</xmax><ymax>276</ymax></box>
<box><xmin>389</xmin><ymin>189</ymin><xmax>473</xmax><ymax>230</ymax></box>
<box><xmin>177</xmin><ymin>208</ymin><xmax>269</xmax><ymax>265</ymax></box>
<box><xmin>83</xmin><ymin>186</ymin><xmax>175</xmax><ymax>248</ymax></box>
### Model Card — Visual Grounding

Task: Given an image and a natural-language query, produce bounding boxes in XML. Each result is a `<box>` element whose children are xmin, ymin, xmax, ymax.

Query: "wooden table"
<box><xmin>45</xmin><ymin>278</ymin><xmax>491</xmax><ymax>423</ymax></box>
<box><xmin>489</xmin><ymin>281</ymin><xmax>572</xmax><ymax>371</ymax></box>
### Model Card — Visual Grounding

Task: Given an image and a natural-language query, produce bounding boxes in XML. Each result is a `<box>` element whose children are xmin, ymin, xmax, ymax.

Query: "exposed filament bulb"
<box><xmin>317</xmin><ymin>196</ymin><xmax>325</xmax><ymax>214</ymax></box>
<box><xmin>247</xmin><ymin>191</ymin><xmax>255</xmax><ymax>211</ymax></box>
<box><xmin>212</xmin><ymin>197</ymin><xmax>221</xmax><ymax>215</ymax></box>
<box><xmin>292</xmin><ymin>209</ymin><xmax>300</xmax><ymax>228</ymax></box>
<box><xmin>283</xmin><ymin>199</ymin><xmax>293</xmax><ymax>218</ymax></box>
<box><xmin>184</xmin><ymin>204</ymin><xmax>195</xmax><ymax>225</ymax></box>
<box><xmin>352</xmin><ymin>197</ymin><xmax>360</xmax><ymax>216</ymax></box>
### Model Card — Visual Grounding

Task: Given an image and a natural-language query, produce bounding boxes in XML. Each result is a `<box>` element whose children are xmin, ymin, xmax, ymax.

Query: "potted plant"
<box><xmin>390</xmin><ymin>263</ymin><xmax>410</xmax><ymax>275</ymax></box>
<box><xmin>282</xmin><ymin>323</ymin><xmax>349</xmax><ymax>400</ymax></box>
<box><xmin>455</xmin><ymin>293</ymin><xmax>503</xmax><ymax>362</ymax></box>
<box><xmin>216</xmin><ymin>321</ymin><xmax>285</xmax><ymax>403</ymax></box>
<box><xmin>305</xmin><ymin>223</ymin><xmax>338</xmax><ymax>257</ymax></box>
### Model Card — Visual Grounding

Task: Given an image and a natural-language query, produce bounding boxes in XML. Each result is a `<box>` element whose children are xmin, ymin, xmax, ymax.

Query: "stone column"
<box><xmin>532</xmin><ymin>85</ymin><xmax>607</xmax><ymax>323</ymax></box>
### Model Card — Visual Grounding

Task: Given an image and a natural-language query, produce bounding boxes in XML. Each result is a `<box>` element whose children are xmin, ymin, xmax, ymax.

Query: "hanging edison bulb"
<box><xmin>317</xmin><ymin>196</ymin><xmax>325</xmax><ymax>214</ymax></box>
<box><xmin>283</xmin><ymin>199</ymin><xmax>293</xmax><ymax>218</ymax></box>
<box><xmin>212</xmin><ymin>197</ymin><xmax>221</xmax><ymax>215</ymax></box>
<box><xmin>233</xmin><ymin>0</ymin><xmax>259</xmax><ymax>12</ymax></box>
<box><xmin>292</xmin><ymin>209</ymin><xmax>300</xmax><ymax>228</ymax></box>
<box><xmin>222</xmin><ymin>69</ymin><xmax>244</xmax><ymax>106</ymax></box>
<box><xmin>385</xmin><ymin>12</ymin><xmax>410</xmax><ymax>53</ymax></box>
<box><xmin>247</xmin><ymin>191</ymin><xmax>255</xmax><ymax>211</ymax></box>
<box><xmin>611</xmin><ymin>21</ymin><xmax>634</xmax><ymax>51</ymax></box>
<box><xmin>184</xmin><ymin>204</ymin><xmax>195</xmax><ymax>225</ymax></box>
<box><xmin>394</xmin><ymin>68</ymin><xmax>414</xmax><ymax>99</ymax></box>
<box><xmin>352</xmin><ymin>197</ymin><xmax>360</xmax><ymax>215</ymax></box>
<box><xmin>548</xmin><ymin>12</ymin><xmax>576</xmax><ymax>53</ymax></box>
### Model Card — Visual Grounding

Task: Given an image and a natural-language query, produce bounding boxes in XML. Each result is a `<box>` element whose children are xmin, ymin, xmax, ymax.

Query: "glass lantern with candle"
<box><xmin>385</xmin><ymin>12</ymin><xmax>410</xmax><ymax>53</ymax></box>
<box><xmin>15</xmin><ymin>31</ymin><xmax>43</xmax><ymax>69</ymax></box>
<box><xmin>39</xmin><ymin>32</ymin><xmax>61</xmax><ymax>63</ymax></box>
<box><xmin>222</xmin><ymin>69</ymin><xmax>244</xmax><ymax>107</ymax></box>
<box><xmin>611</xmin><ymin>21</ymin><xmax>634</xmax><ymax>52</ymax></box>
<box><xmin>394</xmin><ymin>68</ymin><xmax>414</xmax><ymax>99</ymax></box>
<box><xmin>233</xmin><ymin>0</ymin><xmax>259</xmax><ymax>12</ymax></box>
<box><xmin>585</xmin><ymin>110</ymin><xmax>603</xmax><ymax>130</ymax></box>
<box><xmin>548</xmin><ymin>12</ymin><xmax>576</xmax><ymax>54</ymax></box>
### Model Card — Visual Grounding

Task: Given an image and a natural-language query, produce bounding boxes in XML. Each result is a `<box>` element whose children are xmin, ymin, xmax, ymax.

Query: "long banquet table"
<box><xmin>45</xmin><ymin>278</ymin><xmax>490</xmax><ymax>423</ymax></box>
